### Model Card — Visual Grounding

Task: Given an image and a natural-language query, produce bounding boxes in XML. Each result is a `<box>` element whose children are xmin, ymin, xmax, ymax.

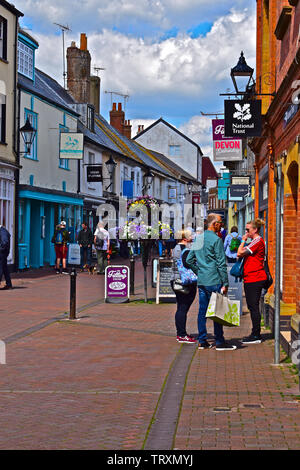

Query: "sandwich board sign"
<box><xmin>156</xmin><ymin>259</ymin><xmax>176</xmax><ymax>304</ymax></box>
<box><xmin>105</xmin><ymin>265</ymin><xmax>130</xmax><ymax>303</ymax></box>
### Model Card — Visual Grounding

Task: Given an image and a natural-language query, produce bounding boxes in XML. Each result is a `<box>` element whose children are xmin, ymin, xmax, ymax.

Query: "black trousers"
<box><xmin>0</xmin><ymin>250</ymin><xmax>12</xmax><ymax>287</ymax></box>
<box><xmin>175</xmin><ymin>284</ymin><xmax>197</xmax><ymax>337</ymax></box>
<box><xmin>244</xmin><ymin>280</ymin><xmax>265</xmax><ymax>337</ymax></box>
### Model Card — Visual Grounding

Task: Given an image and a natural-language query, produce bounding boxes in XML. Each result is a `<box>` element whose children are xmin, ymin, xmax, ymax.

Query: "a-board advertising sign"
<box><xmin>105</xmin><ymin>266</ymin><xmax>130</xmax><ymax>303</ymax></box>
<box><xmin>156</xmin><ymin>259</ymin><xmax>176</xmax><ymax>304</ymax></box>
<box><xmin>68</xmin><ymin>243</ymin><xmax>81</xmax><ymax>266</ymax></box>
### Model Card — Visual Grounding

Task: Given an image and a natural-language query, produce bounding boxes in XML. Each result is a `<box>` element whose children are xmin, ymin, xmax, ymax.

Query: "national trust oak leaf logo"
<box><xmin>233</xmin><ymin>103</ymin><xmax>252</xmax><ymax>123</ymax></box>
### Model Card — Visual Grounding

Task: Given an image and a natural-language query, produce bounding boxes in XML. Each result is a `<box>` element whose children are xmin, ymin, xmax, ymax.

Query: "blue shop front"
<box><xmin>18</xmin><ymin>188</ymin><xmax>83</xmax><ymax>269</ymax></box>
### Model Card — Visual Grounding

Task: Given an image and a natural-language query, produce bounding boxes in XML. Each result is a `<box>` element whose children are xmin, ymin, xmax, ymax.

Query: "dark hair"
<box><xmin>231</xmin><ymin>226</ymin><xmax>238</xmax><ymax>233</ymax></box>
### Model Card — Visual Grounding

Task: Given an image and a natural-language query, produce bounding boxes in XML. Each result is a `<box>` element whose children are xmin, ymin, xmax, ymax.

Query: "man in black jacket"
<box><xmin>0</xmin><ymin>225</ymin><xmax>13</xmax><ymax>290</ymax></box>
<box><xmin>78</xmin><ymin>222</ymin><xmax>93</xmax><ymax>270</ymax></box>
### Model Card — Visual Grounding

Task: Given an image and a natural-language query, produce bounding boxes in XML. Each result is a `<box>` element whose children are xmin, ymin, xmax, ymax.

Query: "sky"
<box><xmin>16</xmin><ymin>0</ymin><xmax>257</xmax><ymax>163</ymax></box>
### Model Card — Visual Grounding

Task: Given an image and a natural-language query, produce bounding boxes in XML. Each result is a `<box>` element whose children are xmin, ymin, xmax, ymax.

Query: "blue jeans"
<box><xmin>80</xmin><ymin>246</ymin><xmax>91</xmax><ymax>267</ymax></box>
<box><xmin>198</xmin><ymin>284</ymin><xmax>225</xmax><ymax>346</ymax></box>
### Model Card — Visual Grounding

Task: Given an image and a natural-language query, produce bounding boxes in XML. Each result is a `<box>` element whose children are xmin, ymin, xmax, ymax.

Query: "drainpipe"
<box><xmin>274</xmin><ymin>162</ymin><xmax>282</xmax><ymax>364</ymax></box>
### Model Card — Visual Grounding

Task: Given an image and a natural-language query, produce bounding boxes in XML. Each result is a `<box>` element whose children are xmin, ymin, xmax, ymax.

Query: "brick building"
<box><xmin>251</xmin><ymin>0</ymin><xmax>300</xmax><ymax>346</ymax></box>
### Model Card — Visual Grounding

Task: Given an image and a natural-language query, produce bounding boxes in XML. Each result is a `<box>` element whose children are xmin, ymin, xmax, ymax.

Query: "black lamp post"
<box><xmin>105</xmin><ymin>155</ymin><xmax>117</xmax><ymax>191</ymax></box>
<box><xmin>187</xmin><ymin>181</ymin><xmax>193</xmax><ymax>194</ymax></box>
<box><xmin>230</xmin><ymin>51</ymin><xmax>254</xmax><ymax>95</ymax></box>
<box><xmin>20</xmin><ymin>117</ymin><xmax>36</xmax><ymax>154</ymax></box>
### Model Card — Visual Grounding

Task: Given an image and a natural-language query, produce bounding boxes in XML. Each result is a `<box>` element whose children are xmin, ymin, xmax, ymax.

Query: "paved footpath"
<box><xmin>0</xmin><ymin>259</ymin><xmax>299</xmax><ymax>450</ymax></box>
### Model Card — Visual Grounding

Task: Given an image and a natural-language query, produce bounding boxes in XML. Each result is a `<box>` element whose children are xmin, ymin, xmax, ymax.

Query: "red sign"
<box><xmin>192</xmin><ymin>192</ymin><xmax>201</xmax><ymax>204</ymax></box>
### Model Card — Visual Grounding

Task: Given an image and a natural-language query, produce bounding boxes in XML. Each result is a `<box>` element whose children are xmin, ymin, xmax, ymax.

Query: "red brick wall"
<box><xmin>282</xmin><ymin>192</ymin><xmax>297</xmax><ymax>303</ymax></box>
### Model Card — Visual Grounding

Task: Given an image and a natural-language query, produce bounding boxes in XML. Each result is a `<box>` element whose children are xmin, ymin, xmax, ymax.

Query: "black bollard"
<box><xmin>69</xmin><ymin>267</ymin><xmax>77</xmax><ymax>320</ymax></box>
<box><xmin>130</xmin><ymin>255</ymin><xmax>135</xmax><ymax>295</ymax></box>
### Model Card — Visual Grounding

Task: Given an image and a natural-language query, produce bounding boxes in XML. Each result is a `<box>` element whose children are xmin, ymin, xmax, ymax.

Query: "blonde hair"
<box><xmin>247</xmin><ymin>218</ymin><xmax>265</xmax><ymax>232</ymax></box>
<box><xmin>175</xmin><ymin>229</ymin><xmax>192</xmax><ymax>241</ymax></box>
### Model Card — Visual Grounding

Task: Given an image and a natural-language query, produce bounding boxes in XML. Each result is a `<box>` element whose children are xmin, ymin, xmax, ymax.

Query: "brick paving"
<box><xmin>0</xmin><ymin>259</ymin><xmax>299</xmax><ymax>449</ymax></box>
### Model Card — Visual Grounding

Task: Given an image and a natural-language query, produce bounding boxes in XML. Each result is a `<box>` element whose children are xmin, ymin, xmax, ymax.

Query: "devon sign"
<box><xmin>212</xmin><ymin>119</ymin><xmax>243</xmax><ymax>162</ymax></box>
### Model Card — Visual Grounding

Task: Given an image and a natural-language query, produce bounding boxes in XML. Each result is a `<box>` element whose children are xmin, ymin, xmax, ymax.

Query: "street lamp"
<box><xmin>187</xmin><ymin>181</ymin><xmax>193</xmax><ymax>194</ymax></box>
<box><xmin>20</xmin><ymin>117</ymin><xmax>36</xmax><ymax>154</ymax></box>
<box><xmin>105</xmin><ymin>154</ymin><xmax>117</xmax><ymax>191</ymax></box>
<box><xmin>143</xmin><ymin>168</ymin><xmax>153</xmax><ymax>193</ymax></box>
<box><xmin>230</xmin><ymin>51</ymin><xmax>254</xmax><ymax>95</ymax></box>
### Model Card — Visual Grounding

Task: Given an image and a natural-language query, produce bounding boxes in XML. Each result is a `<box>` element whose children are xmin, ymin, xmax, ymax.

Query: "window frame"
<box><xmin>17</xmin><ymin>38</ymin><xmax>34</xmax><ymax>80</ymax></box>
<box><xmin>59</xmin><ymin>125</ymin><xmax>70</xmax><ymax>170</ymax></box>
<box><xmin>0</xmin><ymin>16</ymin><xmax>7</xmax><ymax>61</ymax></box>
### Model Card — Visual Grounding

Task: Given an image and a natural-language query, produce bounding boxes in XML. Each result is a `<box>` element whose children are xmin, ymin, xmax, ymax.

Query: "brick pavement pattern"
<box><xmin>0</xmin><ymin>261</ymin><xmax>299</xmax><ymax>449</ymax></box>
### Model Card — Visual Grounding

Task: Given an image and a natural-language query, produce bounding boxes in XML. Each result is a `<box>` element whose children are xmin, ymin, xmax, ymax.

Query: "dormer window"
<box><xmin>18</xmin><ymin>40</ymin><xmax>34</xmax><ymax>79</ymax></box>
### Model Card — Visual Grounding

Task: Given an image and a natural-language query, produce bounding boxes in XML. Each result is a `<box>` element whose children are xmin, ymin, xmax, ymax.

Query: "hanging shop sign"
<box><xmin>87</xmin><ymin>165</ymin><xmax>103</xmax><ymax>182</ymax></box>
<box><xmin>192</xmin><ymin>192</ymin><xmax>201</xmax><ymax>204</ymax></box>
<box><xmin>212</xmin><ymin>119</ymin><xmax>243</xmax><ymax>162</ymax></box>
<box><xmin>60</xmin><ymin>133</ymin><xmax>84</xmax><ymax>159</ymax></box>
<box><xmin>224</xmin><ymin>100</ymin><xmax>262</xmax><ymax>138</ymax></box>
<box><xmin>231</xmin><ymin>176</ymin><xmax>251</xmax><ymax>186</ymax></box>
<box><xmin>229</xmin><ymin>184</ymin><xmax>249</xmax><ymax>198</ymax></box>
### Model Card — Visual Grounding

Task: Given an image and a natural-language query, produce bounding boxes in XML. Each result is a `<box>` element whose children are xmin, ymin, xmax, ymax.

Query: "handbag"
<box><xmin>230</xmin><ymin>257</ymin><xmax>244</xmax><ymax>283</ymax></box>
<box><xmin>176</xmin><ymin>248</ymin><xmax>197</xmax><ymax>285</ymax></box>
<box><xmin>171</xmin><ymin>279</ymin><xmax>191</xmax><ymax>295</ymax></box>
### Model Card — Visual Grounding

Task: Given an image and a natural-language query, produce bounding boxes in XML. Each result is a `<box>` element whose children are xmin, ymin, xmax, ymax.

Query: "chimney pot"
<box><xmin>118</xmin><ymin>103</ymin><xmax>122</xmax><ymax>111</ymax></box>
<box><xmin>112</xmin><ymin>102</ymin><xmax>116</xmax><ymax>111</ymax></box>
<box><xmin>80</xmin><ymin>33</ymin><xmax>87</xmax><ymax>51</ymax></box>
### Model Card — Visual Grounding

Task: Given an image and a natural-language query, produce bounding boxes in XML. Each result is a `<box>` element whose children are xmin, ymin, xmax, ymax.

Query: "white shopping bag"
<box><xmin>206</xmin><ymin>292</ymin><xmax>240</xmax><ymax>327</ymax></box>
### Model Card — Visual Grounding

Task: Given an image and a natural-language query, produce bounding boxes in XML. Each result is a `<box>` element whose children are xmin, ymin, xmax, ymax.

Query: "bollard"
<box><xmin>69</xmin><ymin>267</ymin><xmax>77</xmax><ymax>320</ymax></box>
<box><xmin>130</xmin><ymin>255</ymin><xmax>135</xmax><ymax>295</ymax></box>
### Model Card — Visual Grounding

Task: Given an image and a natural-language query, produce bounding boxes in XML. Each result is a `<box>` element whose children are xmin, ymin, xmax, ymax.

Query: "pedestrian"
<box><xmin>0</xmin><ymin>225</ymin><xmax>13</xmax><ymax>290</ymax></box>
<box><xmin>94</xmin><ymin>222</ymin><xmax>110</xmax><ymax>274</ymax></box>
<box><xmin>186</xmin><ymin>213</ymin><xmax>237</xmax><ymax>351</ymax></box>
<box><xmin>51</xmin><ymin>221</ymin><xmax>70</xmax><ymax>274</ymax></box>
<box><xmin>237</xmin><ymin>218</ymin><xmax>267</xmax><ymax>344</ymax></box>
<box><xmin>77</xmin><ymin>221</ymin><xmax>93</xmax><ymax>270</ymax></box>
<box><xmin>172</xmin><ymin>230</ymin><xmax>197</xmax><ymax>344</ymax></box>
<box><xmin>224</xmin><ymin>226</ymin><xmax>242</xmax><ymax>264</ymax></box>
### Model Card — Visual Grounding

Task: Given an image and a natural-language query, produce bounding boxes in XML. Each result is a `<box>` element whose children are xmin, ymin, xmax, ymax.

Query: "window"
<box><xmin>87</xmin><ymin>105</ymin><xmax>94</xmax><ymax>132</ymax></box>
<box><xmin>24</xmin><ymin>110</ymin><xmax>37</xmax><ymax>159</ymax></box>
<box><xmin>18</xmin><ymin>40</ymin><xmax>34</xmax><ymax>79</ymax></box>
<box><xmin>59</xmin><ymin>125</ymin><xmax>69</xmax><ymax>170</ymax></box>
<box><xmin>0</xmin><ymin>92</ymin><xmax>6</xmax><ymax>143</ymax></box>
<box><xmin>169</xmin><ymin>145</ymin><xmax>181</xmax><ymax>157</ymax></box>
<box><xmin>88</xmin><ymin>152</ymin><xmax>95</xmax><ymax>165</ymax></box>
<box><xmin>0</xmin><ymin>17</ymin><xmax>7</xmax><ymax>60</ymax></box>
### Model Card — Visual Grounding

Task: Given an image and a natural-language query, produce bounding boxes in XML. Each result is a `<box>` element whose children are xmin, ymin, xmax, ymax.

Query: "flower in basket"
<box><xmin>127</xmin><ymin>195</ymin><xmax>158</xmax><ymax>211</ymax></box>
<box><xmin>119</xmin><ymin>221</ymin><xmax>153</xmax><ymax>240</ymax></box>
<box><xmin>158</xmin><ymin>221</ymin><xmax>173</xmax><ymax>239</ymax></box>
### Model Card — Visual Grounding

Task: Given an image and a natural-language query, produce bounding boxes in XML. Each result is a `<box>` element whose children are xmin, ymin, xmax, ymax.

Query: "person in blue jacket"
<box><xmin>224</xmin><ymin>226</ymin><xmax>242</xmax><ymax>264</ymax></box>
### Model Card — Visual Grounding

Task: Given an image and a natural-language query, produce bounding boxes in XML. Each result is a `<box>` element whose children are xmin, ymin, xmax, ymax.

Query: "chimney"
<box><xmin>137</xmin><ymin>124</ymin><xmax>144</xmax><ymax>135</ymax></box>
<box><xmin>110</xmin><ymin>102</ymin><xmax>125</xmax><ymax>134</ymax></box>
<box><xmin>90</xmin><ymin>75</ymin><xmax>101</xmax><ymax>114</ymax></box>
<box><xmin>67</xmin><ymin>33</ymin><xmax>91</xmax><ymax>103</ymax></box>
<box><xmin>123</xmin><ymin>119</ymin><xmax>132</xmax><ymax>139</ymax></box>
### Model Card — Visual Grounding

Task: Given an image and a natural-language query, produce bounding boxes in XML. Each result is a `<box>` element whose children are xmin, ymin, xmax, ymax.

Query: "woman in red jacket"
<box><xmin>237</xmin><ymin>218</ymin><xmax>267</xmax><ymax>345</ymax></box>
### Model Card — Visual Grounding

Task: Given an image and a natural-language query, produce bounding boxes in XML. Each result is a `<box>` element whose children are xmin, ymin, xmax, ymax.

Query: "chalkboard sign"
<box><xmin>156</xmin><ymin>259</ymin><xmax>176</xmax><ymax>304</ymax></box>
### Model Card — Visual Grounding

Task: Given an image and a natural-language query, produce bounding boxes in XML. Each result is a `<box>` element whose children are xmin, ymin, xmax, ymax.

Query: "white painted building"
<box><xmin>133</xmin><ymin>118</ymin><xmax>203</xmax><ymax>184</ymax></box>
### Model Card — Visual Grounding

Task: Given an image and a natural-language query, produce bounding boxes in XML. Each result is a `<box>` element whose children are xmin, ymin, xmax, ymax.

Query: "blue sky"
<box><xmin>16</xmin><ymin>0</ymin><xmax>256</xmax><ymax>158</ymax></box>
